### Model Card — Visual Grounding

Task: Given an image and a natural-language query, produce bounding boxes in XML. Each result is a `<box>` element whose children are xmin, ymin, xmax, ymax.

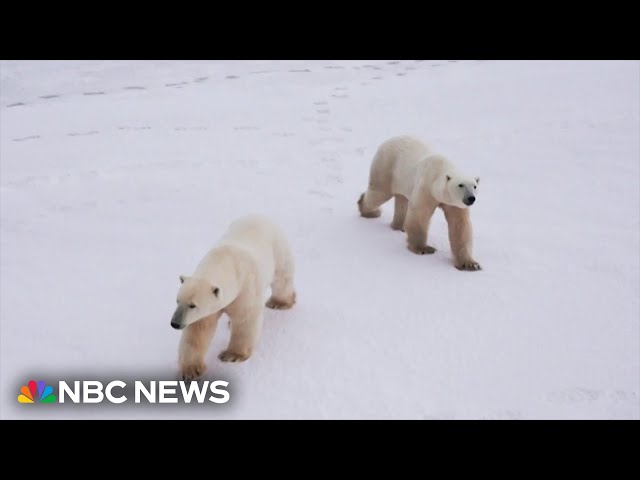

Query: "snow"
<box><xmin>1</xmin><ymin>60</ymin><xmax>638</xmax><ymax>419</ymax></box>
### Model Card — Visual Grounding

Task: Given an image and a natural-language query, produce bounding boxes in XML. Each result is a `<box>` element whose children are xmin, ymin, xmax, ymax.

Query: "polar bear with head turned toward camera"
<box><xmin>357</xmin><ymin>135</ymin><xmax>482</xmax><ymax>271</ymax></box>
<box><xmin>170</xmin><ymin>215</ymin><xmax>296</xmax><ymax>380</ymax></box>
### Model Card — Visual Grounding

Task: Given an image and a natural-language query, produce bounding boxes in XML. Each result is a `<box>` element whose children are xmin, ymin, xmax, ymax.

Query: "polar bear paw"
<box><xmin>456</xmin><ymin>260</ymin><xmax>482</xmax><ymax>271</ymax></box>
<box><xmin>266</xmin><ymin>291</ymin><xmax>296</xmax><ymax>310</ymax></box>
<box><xmin>408</xmin><ymin>244</ymin><xmax>437</xmax><ymax>255</ymax></box>
<box><xmin>180</xmin><ymin>362</ymin><xmax>207</xmax><ymax>380</ymax></box>
<box><xmin>357</xmin><ymin>193</ymin><xmax>382</xmax><ymax>218</ymax></box>
<box><xmin>218</xmin><ymin>350</ymin><xmax>250</xmax><ymax>363</ymax></box>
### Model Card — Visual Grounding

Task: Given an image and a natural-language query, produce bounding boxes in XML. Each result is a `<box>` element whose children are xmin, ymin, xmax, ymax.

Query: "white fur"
<box><xmin>358</xmin><ymin>135</ymin><xmax>482</xmax><ymax>270</ymax></box>
<box><xmin>372</xmin><ymin>135</ymin><xmax>479</xmax><ymax>209</ymax></box>
<box><xmin>171</xmin><ymin>215</ymin><xmax>296</xmax><ymax>378</ymax></box>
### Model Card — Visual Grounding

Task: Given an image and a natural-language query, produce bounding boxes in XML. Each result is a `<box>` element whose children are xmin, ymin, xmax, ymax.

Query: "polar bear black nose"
<box><xmin>171</xmin><ymin>321</ymin><xmax>184</xmax><ymax>330</ymax></box>
<box><xmin>464</xmin><ymin>196</ymin><xmax>476</xmax><ymax>206</ymax></box>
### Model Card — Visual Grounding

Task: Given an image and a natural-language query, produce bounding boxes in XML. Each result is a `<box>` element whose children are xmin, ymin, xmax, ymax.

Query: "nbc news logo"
<box><xmin>17</xmin><ymin>379</ymin><xmax>230</xmax><ymax>404</ymax></box>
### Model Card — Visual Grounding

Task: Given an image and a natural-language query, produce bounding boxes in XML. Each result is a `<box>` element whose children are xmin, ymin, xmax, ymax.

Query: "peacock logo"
<box><xmin>18</xmin><ymin>380</ymin><xmax>56</xmax><ymax>404</ymax></box>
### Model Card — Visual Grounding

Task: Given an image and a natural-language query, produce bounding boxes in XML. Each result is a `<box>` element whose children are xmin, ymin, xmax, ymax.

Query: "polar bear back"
<box><xmin>215</xmin><ymin>215</ymin><xmax>291</xmax><ymax>289</ymax></box>
<box><xmin>370</xmin><ymin>135</ymin><xmax>433</xmax><ymax>197</ymax></box>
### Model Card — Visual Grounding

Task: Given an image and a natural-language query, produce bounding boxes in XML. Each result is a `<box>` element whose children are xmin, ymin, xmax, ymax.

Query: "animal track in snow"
<box><xmin>310</xmin><ymin>137</ymin><xmax>345</xmax><ymax>145</ymax></box>
<box><xmin>118</xmin><ymin>126</ymin><xmax>151</xmax><ymax>131</ymax></box>
<box><xmin>12</xmin><ymin>135</ymin><xmax>40</xmax><ymax>142</ymax></box>
<box><xmin>123</xmin><ymin>86</ymin><xmax>146</xmax><ymax>90</ymax></box>
<box><xmin>423</xmin><ymin>414</ymin><xmax>456</xmax><ymax>420</ymax></box>
<box><xmin>547</xmin><ymin>388</ymin><xmax>639</xmax><ymax>405</ymax></box>
<box><xmin>325</xmin><ymin>174</ymin><xmax>343</xmax><ymax>184</ymax></box>
<box><xmin>606</xmin><ymin>390</ymin><xmax>639</xmax><ymax>404</ymax></box>
<box><xmin>68</xmin><ymin>131</ymin><xmax>99</xmax><ymax>136</ymax></box>
<box><xmin>308</xmin><ymin>189</ymin><xmax>334</xmax><ymax>198</ymax></box>
<box><xmin>175</xmin><ymin>126</ymin><xmax>207</xmax><ymax>131</ymax></box>
<box><xmin>83</xmin><ymin>91</ymin><xmax>105</xmax><ymax>96</ymax></box>
<box><xmin>547</xmin><ymin>388</ymin><xmax>601</xmax><ymax>404</ymax></box>
<box><xmin>479</xmin><ymin>410</ymin><xmax>524</xmax><ymax>420</ymax></box>
<box><xmin>39</xmin><ymin>94</ymin><xmax>61</xmax><ymax>99</ymax></box>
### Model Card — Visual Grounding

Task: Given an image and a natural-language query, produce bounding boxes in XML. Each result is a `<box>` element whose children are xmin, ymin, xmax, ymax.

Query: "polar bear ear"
<box><xmin>475</xmin><ymin>176</ymin><xmax>480</xmax><ymax>184</ymax></box>
<box><xmin>179</xmin><ymin>275</ymin><xmax>187</xmax><ymax>284</ymax></box>
<box><xmin>213</xmin><ymin>287</ymin><xmax>220</xmax><ymax>297</ymax></box>
<box><xmin>446</xmin><ymin>175</ymin><xmax>451</xmax><ymax>181</ymax></box>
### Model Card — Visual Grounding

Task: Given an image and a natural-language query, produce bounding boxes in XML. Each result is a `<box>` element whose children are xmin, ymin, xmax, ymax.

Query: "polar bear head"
<box><xmin>444</xmin><ymin>174</ymin><xmax>480</xmax><ymax>209</ymax></box>
<box><xmin>170</xmin><ymin>275</ymin><xmax>223</xmax><ymax>329</ymax></box>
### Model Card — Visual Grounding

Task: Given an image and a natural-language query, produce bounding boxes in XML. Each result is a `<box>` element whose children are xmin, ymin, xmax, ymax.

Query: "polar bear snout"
<box><xmin>171</xmin><ymin>305</ymin><xmax>187</xmax><ymax>330</ymax></box>
<box><xmin>463</xmin><ymin>195</ymin><xmax>476</xmax><ymax>206</ymax></box>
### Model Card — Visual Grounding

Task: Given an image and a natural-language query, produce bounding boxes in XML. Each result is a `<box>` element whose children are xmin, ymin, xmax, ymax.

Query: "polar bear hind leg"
<box><xmin>405</xmin><ymin>200</ymin><xmax>438</xmax><ymax>255</ymax></box>
<box><xmin>266</xmin><ymin>237</ymin><xmax>296</xmax><ymax>310</ymax></box>
<box><xmin>358</xmin><ymin>189</ymin><xmax>392</xmax><ymax>218</ymax></box>
<box><xmin>266</xmin><ymin>276</ymin><xmax>296</xmax><ymax>309</ymax></box>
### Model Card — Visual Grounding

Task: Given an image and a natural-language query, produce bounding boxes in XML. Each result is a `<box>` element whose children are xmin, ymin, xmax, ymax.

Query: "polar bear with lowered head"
<box><xmin>170</xmin><ymin>214</ymin><xmax>296</xmax><ymax>380</ymax></box>
<box><xmin>357</xmin><ymin>135</ymin><xmax>482</xmax><ymax>271</ymax></box>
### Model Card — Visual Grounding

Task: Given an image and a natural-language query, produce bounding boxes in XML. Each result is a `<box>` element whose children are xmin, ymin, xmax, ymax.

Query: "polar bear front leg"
<box><xmin>441</xmin><ymin>204</ymin><xmax>481</xmax><ymax>271</ymax></box>
<box><xmin>405</xmin><ymin>200</ymin><xmax>438</xmax><ymax>255</ymax></box>
<box><xmin>219</xmin><ymin>299</ymin><xmax>263</xmax><ymax>363</ymax></box>
<box><xmin>178</xmin><ymin>311</ymin><xmax>222</xmax><ymax>380</ymax></box>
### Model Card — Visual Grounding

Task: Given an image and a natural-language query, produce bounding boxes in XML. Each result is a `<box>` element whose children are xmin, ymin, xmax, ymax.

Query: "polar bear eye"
<box><xmin>474</xmin><ymin>186</ymin><xmax>477</xmax><ymax>189</ymax></box>
<box><xmin>188</xmin><ymin>304</ymin><xmax>196</xmax><ymax>309</ymax></box>
<box><xmin>458</xmin><ymin>184</ymin><xmax>464</xmax><ymax>188</ymax></box>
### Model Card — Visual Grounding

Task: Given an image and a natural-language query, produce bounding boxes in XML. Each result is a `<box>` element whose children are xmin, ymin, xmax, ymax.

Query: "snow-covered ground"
<box><xmin>1</xmin><ymin>60</ymin><xmax>638</xmax><ymax>419</ymax></box>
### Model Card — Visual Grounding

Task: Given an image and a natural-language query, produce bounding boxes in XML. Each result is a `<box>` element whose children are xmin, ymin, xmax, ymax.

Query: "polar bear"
<box><xmin>357</xmin><ymin>135</ymin><xmax>481</xmax><ymax>271</ymax></box>
<box><xmin>170</xmin><ymin>214</ymin><xmax>296</xmax><ymax>380</ymax></box>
